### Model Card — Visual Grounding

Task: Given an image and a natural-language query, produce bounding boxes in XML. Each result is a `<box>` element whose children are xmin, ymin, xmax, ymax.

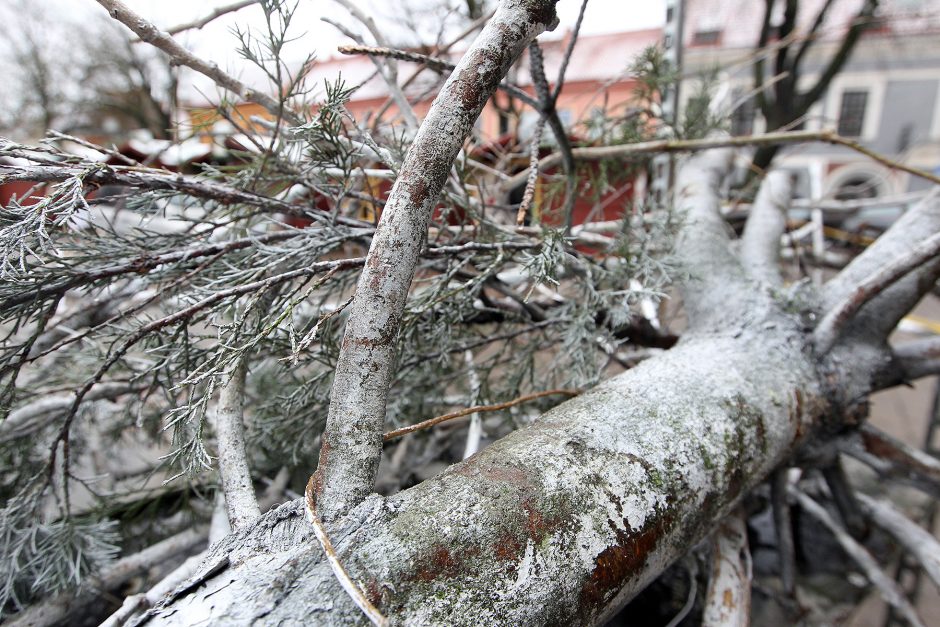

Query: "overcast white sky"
<box><xmin>0</xmin><ymin>0</ymin><xmax>666</xmax><ymax>108</ymax></box>
<box><xmin>91</xmin><ymin>0</ymin><xmax>665</xmax><ymax>71</ymax></box>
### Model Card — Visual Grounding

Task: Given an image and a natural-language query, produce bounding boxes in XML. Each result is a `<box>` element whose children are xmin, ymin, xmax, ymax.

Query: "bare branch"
<box><xmin>331</xmin><ymin>0</ymin><xmax>418</xmax><ymax>131</ymax></box>
<box><xmin>336</xmin><ymin>44</ymin><xmax>539</xmax><ymax>108</ymax></box>
<box><xmin>703</xmin><ymin>509</ymin><xmax>751</xmax><ymax>627</ymax></box>
<box><xmin>551</xmin><ymin>0</ymin><xmax>589</xmax><ymax>103</ymax></box>
<box><xmin>673</xmin><ymin>144</ymin><xmax>745</xmax><ymax>329</ymax></box>
<box><xmin>770</xmin><ymin>469</ymin><xmax>796</xmax><ymax>596</ymax></box>
<box><xmin>793</xmin><ymin>488</ymin><xmax>925</xmax><ymax>627</ymax></box>
<box><xmin>163</xmin><ymin>0</ymin><xmax>260</xmax><ymax>36</ymax></box>
<box><xmin>814</xmin><ymin>231</ymin><xmax>940</xmax><ymax>353</ymax></box>
<box><xmin>890</xmin><ymin>336</ymin><xmax>940</xmax><ymax>383</ymax></box>
<box><xmin>527</xmin><ymin>40</ymin><xmax>578</xmax><ymax>232</ymax></box>
<box><xmin>501</xmin><ymin>130</ymin><xmax>940</xmax><ymax>193</ymax></box>
<box><xmin>796</xmin><ymin>0</ymin><xmax>879</xmax><ymax>112</ymax></box>
<box><xmin>0</xmin><ymin>157</ymin><xmax>370</xmax><ymax>229</ymax></box>
<box><xmin>788</xmin><ymin>0</ymin><xmax>838</xmax><ymax>73</ymax></box>
<box><xmin>94</xmin><ymin>0</ymin><xmax>299</xmax><ymax>124</ymax></box>
<box><xmin>821</xmin><ymin>459</ymin><xmax>867</xmax><ymax>538</ymax></box>
<box><xmin>212</xmin><ymin>357</ymin><xmax>260</xmax><ymax>530</ymax></box>
<box><xmin>383</xmin><ymin>388</ymin><xmax>581</xmax><ymax>441</ymax></box>
<box><xmin>1</xmin><ymin>382</ymin><xmax>140</xmax><ymax>443</ymax></box>
<box><xmin>838</xmin><ymin>425</ymin><xmax>940</xmax><ymax>500</ymax></box>
<box><xmin>312</xmin><ymin>0</ymin><xmax>559</xmax><ymax>522</ymax></box>
<box><xmin>857</xmin><ymin>493</ymin><xmax>940</xmax><ymax>592</ymax></box>
<box><xmin>823</xmin><ymin>191</ymin><xmax>940</xmax><ymax>344</ymax></box>
<box><xmin>740</xmin><ymin>170</ymin><xmax>793</xmax><ymax>286</ymax></box>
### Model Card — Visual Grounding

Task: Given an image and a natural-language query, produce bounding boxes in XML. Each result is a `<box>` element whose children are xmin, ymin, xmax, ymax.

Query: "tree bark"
<box><xmin>137</xmin><ymin>305</ymin><xmax>836</xmax><ymax>625</ymax></box>
<box><xmin>314</xmin><ymin>0</ymin><xmax>560</xmax><ymax>521</ymax></box>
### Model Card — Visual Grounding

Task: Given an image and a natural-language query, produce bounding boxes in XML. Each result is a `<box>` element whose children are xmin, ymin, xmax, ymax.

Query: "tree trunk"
<box><xmin>136</xmin><ymin>307</ymin><xmax>838</xmax><ymax>626</ymax></box>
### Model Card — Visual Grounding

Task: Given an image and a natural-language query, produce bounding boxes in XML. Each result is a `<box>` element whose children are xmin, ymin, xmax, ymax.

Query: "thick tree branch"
<box><xmin>674</xmin><ymin>145</ymin><xmax>750</xmax><ymax>330</ymax></box>
<box><xmin>141</xmin><ymin>323</ymin><xmax>831</xmax><ymax>626</ymax></box>
<box><xmin>822</xmin><ymin>191</ymin><xmax>940</xmax><ymax>348</ymax></box>
<box><xmin>740</xmin><ymin>170</ymin><xmax>792</xmax><ymax>286</ymax></box>
<box><xmin>703</xmin><ymin>509</ymin><xmax>751</xmax><ymax>627</ymax></box>
<box><xmin>814</xmin><ymin>231</ymin><xmax>940</xmax><ymax>353</ymax></box>
<box><xmin>312</xmin><ymin>0</ymin><xmax>560</xmax><ymax>522</ymax></box>
<box><xmin>213</xmin><ymin>357</ymin><xmax>261</xmax><ymax>530</ymax></box>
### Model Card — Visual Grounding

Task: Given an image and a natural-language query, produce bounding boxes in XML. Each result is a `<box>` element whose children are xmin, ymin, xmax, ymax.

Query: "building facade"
<box><xmin>681</xmin><ymin>0</ymin><xmax>940</xmax><ymax>201</ymax></box>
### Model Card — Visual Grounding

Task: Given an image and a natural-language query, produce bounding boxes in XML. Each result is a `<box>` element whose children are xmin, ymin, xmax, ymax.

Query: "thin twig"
<box><xmin>814</xmin><ymin>231</ymin><xmax>940</xmax><ymax>353</ymax></box>
<box><xmin>502</xmin><ymin>129</ymin><xmax>940</xmax><ymax>193</ymax></box>
<box><xmin>383</xmin><ymin>388</ymin><xmax>581</xmax><ymax>441</ymax></box>
<box><xmin>337</xmin><ymin>43</ymin><xmax>539</xmax><ymax>108</ymax></box>
<box><xmin>516</xmin><ymin>117</ymin><xmax>546</xmax><ymax>226</ymax></box>
<box><xmin>164</xmin><ymin>0</ymin><xmax>259</xmax><ymax>36</ymax></box>
<box><xmin>304</xmin><ymin>477</ymin><xmax>389</xmax><ymax>627</ymax></box>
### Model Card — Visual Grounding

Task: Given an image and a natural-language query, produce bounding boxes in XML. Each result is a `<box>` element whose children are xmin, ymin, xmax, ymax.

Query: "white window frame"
<box><xmin>823</xmin><ymin>73</ymin><xmax>886</xmax><ymax>142</ymax></box>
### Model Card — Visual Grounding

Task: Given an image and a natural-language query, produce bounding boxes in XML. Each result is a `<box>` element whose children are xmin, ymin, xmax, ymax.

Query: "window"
<box><xmin>837</xmin><ymin>90</ymin><xmax>868</xmax><ymax>137</ymax></box>
<box><xmin>834</xmin><ymin>175</ymin><xmax>880</xmax><ymax>200</ymax></box>
<box><xmin>730</xmin><ymin>92</ymin><xmax>756</xmax><ymax>136</ymax></box>
<box><xmin>692</xmin><ymin>29</ymin><xmax>722</xmax><ymax>46</ymax></box>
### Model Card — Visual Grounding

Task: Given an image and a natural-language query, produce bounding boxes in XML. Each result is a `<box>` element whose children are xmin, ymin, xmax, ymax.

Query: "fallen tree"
<box><xmin>3</xmin><ymin>1</ymin><xmax>940</xmax><ymax>625</ymax></box>
<box><xmin>131</xmin><ymin>138</ymin><xmax>940</xmax><ymax>625</ymax></box>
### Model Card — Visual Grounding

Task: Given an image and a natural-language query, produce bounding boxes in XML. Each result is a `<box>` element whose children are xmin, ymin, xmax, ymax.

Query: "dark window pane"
<box><xmin>692</xmin><ymin>29</ymin><xmax>721</xmax><ymax>46</ymax></box>
<box><xmin>837</xmin><ymin>90</ymin><xmax>868</xmax><ymax>137</ymax></box>
<box><xmin>730</xmin><ymin>96</ymin><xmax>755</xmax><ymax>136</ymax></box>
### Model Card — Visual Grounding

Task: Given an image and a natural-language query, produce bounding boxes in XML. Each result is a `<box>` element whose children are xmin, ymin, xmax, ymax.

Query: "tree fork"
<box><xmin>139</xmin><ymin>308</ymin><xmax>836</xmax><ymax>625</ymax></box>
<box><xmin>313</xmin><ymin>0</ymin><xmax>560</xmax><ymax>522</ymax></box>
